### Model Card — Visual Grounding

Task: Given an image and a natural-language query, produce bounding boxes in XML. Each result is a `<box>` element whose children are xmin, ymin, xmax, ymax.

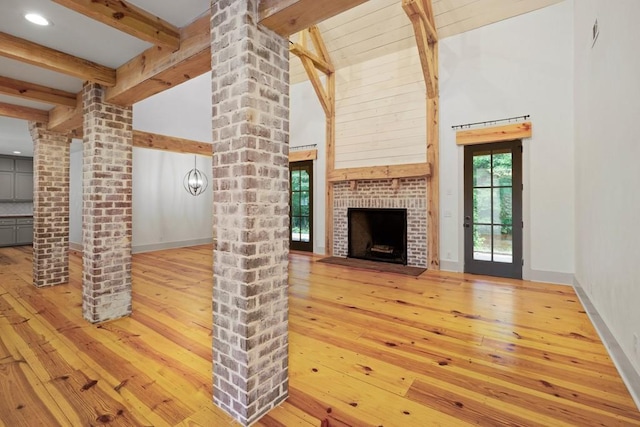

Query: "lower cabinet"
<box><xmin>0</xmin><ymin>217</ymin><xmax>33</xmax><ymax>246</ymax></box>
<box><xmin>0</xmin><ymin>225</ymin><xmax>14</xmax><ymax>246</ymax></box>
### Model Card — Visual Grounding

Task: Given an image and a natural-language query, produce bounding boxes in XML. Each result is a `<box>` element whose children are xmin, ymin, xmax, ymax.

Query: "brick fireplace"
<box><xmin>333</xmin><ymin>178</ymin><xmax>428</xmax><ymax>268</ymax></box>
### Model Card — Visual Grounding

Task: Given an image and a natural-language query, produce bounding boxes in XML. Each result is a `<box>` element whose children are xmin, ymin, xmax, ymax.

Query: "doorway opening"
<box><xmin>289</xmin><ymin>160</ymin><xmax>313</xmax><ymax>252</ymax></box>
<box><xmin>464</xmin><ymin>140</ymin><xmax>523</xmax><ymax>279</ymax></box>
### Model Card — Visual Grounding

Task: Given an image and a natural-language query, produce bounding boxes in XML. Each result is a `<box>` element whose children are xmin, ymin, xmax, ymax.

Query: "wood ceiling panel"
<box><xmin>435</xmin><ymin>0</ymin><xmax>564</xmax><ymax>38</ymax></box>
<box><xmin>291</xmin><ymin>0</ymin><xmax>564</xmax><ymax>85</ymax></box>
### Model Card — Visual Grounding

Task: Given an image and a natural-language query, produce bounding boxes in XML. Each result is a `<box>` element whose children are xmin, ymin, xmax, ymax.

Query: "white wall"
<box><xmin>438</xmin><ymin>1</ymin><xmax>575</xmax><ymax>282</ymax></box>
<box><xmin>70</xmin><ymin>71</ymin><xmax>325</xmax><ymax>254</ymax></box>
<box><xmin>574</xmin><ymin>0</ymin><xmax>640</xmax><ymax>384</ymax></box>
<box><xmin>69</xmin><ymin>73</ymin><xmax>214</xmax><ymax>252</ymax></box>
<box><xmin>133</xmin><ymin>72</ymin><xmax>213</xmax><ymax>142</ymax></box>
<box><xmin>131</xmin><ymin>149</ymin><xmax>212</xmax><ymax>252</ymax></box>
<box><xmin>334</xmin><ymin>47</ymin><xmax>427</xmax><ymax>169</ymax></box>
<box><xmin>290</xmin><ymin>79</ymin><xmax>326</xmax><ymax>254</ymax></box>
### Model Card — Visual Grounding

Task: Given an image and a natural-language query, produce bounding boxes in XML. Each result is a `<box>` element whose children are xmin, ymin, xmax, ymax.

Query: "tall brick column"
<box><xmin>81</xmin><ymin>82</ymin><xmax>133</xmax><ymax>323</ymax></box>
<box><xmin>211</xmin><ymin>0</ymin><xmax>290</xmax><ymax>424</ymax></box>
<box><xmin>29</xmin><ymin>122</ymin><xmax>71</xmax><ymax>288</ymax></box>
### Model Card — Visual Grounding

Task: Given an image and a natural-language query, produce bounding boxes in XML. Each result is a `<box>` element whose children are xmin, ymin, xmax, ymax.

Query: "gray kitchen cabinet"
<box><xmin>14</xmin><ymin>173</ymin><xmax>34</xmax><ymax>201</ymax></box>
<box><xmin>0</xmin><ymin>155</ymin><xmax>33</xmax><ymax>201</ymax></box>
<box><xmin>0</xmin><ymin>157</ymin><xmax>13</xmax><ymax>171</ymax></box>
<box><xmin>15</xmin><ymin>159</ymin><xmax>33</xmax><ymax>173</ymax></box>
<box><xmin>16</xmin><ymin>218</ymin><xmax>33</xmax><ymax>244</ymax></box>
<box><xmin>0</xmin><ymin>218</ymin><xmax>33</xmax><ymax>246</ymax></box>
<box><xmin>0</xmin><ymin>226</ymin><xmax>15</xmax><ymax>246</ymax></box>
<box><xmin>0</xmin><ymin>218</ymin><xmax>17</xmax><ymax>247</ymax></box>
<box><xmin>0</xmin><ymin>171</ymin><xmax>14</xmax><ymax>200</ymax></box>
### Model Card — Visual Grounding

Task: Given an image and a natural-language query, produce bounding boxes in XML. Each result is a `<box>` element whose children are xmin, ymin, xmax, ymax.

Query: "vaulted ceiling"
<box><xmin>0</xmin><ymin>0</ymin><xmax>563</xmax><ymax>156</ymax></box>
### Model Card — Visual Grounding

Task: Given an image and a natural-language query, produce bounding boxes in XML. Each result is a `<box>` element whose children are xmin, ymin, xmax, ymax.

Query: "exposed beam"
<box><xmin>289</xmin><ymin>43</ymin><xmax>334</xmax><ymax>75</ymax></box>
<box><xmin>132</xmin><ymin>130</ymin><xmax>211</xmax><ymax>156</ymax></box>
<box><xmin>308</xmin><ymin>26</ymin><xmax>332</xmax><ymax>64</ymax></box>
<box><xmin>289</xmin><ymin>27</ymin><xmax>334</xmax><ymax>119</ymax></box>
<box><xmin>289</xmin><ymin>149</ymin><xmax>318</xmax><ymax>163</ymax></box>
<box><xmin>298</xmin><ymin>55</ymin><xmax>331</xmax><ymax>116</ymax></box>
<box><xmin>291</xmin><ymin>26</ymin><xmax>336</xmax><ymax>257</ymax></box>
<box><xmin>403</xmin><ymin>0</ymin><xmax>440</xmax><ymax>269</ymax></box>
<box><xmin>326</xmin><ymin>71</ymin><xmax>336</xmax><ymax>256</ymax></box>
<box><xmin>0</xmin><ymin>76</ymin><xmax>77</xmax><ymax>108</ymax></box>
<box><xmin>52</xmin><ymin>0</ymin><xmax>180</xmax><ymax>50</ymax></box>
<box><xmin>426</xmin><ymin>7</ymin><xmax>440</xmax><ymax>271</ymax></box>
<box><xmin>48</xmin><ymin>94</ymin><xmax>82</xmax><ymax>133</ymax></box>
<box><xmin>259</xmin><ymin>0</ymin><xmax>368</xmax><ymax>36</ymax></box>
<box><xmin>106</xmin><ymin>14</ymin><xmax>210</xmax><ymax>106</ymax></box>
<box><xmin>456</xmin><ymin>122</ymin><xmax>533</xmax><ymax>145</ymax></box>
<box><xmin>327</xmin><ymin>163</ymin><xmax>431</xmax><ymax>182</ymax></box>
<box><xmin>427</xmin><ymin>90</ymin><xmax>440</xmax><ymax>271</ymax></box>
<box><xmin>403</xmin><ymin>0</ymin><xmax>437</xmax><ymax>98</ymax></box>
<box><xmin>0</xmin><ymin>32</ymin><xmax>116</xmax><ymax>87</ymax></box>
<box><xmin>0</xmin><ymin>101</ymin><xmax>49</xmax><ymax>123</ymax></box>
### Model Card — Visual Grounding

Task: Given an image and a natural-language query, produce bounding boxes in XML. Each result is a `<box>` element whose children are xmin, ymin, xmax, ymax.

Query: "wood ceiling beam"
<box><xmin>48</xmin><ymin>94</ymin><xmax>82</xmax><ymax>133</ymax></box>
<box><xmin>403</xmin><ymin>0</ymin><xmax>437</xmax><ymax>98</ymax></box>
<box><xmin>259</xmin><ymin>0</ymin><xmax>368</xmax><ymax>36</ymax></box>
<box><xmin>0</xmin><ymin>101</ymin><xmax>49</xmax><ymax>123</ymax></box>
<box><xmin>290</xmin><ymin>27</ymin><xmax>334</xmax><ymax>116</ymax></box>
<box><xmin>132</xmin><ymin>130</ymin><xmax>211</xmax><ymax>156</ymax></box>
<box><xmin>106</xmin><ymin>14</ymin><xmax>210</xmax><ymax>106</ymax></box>
<box><xmin>289</xmin><ymin>43</ymin><xmax>334</xmax><ymax>75</ymax></box>
<box><xmin>52</xmin><ymin>0</ymin><xmax>180</xmax><ymax>51</ymax></box>
<box><xmin>404</xmin><ymin>0</ymin><xmax>440</xmax><ymax>269</ymax></box>
<box><xmin>0</xmin><ymin>32</ymin><xmax>116</xmax><ymax>87</ymax></box>
<box><xmin>0</xmin><ymin>76</ymin><xmax>77</xmax><ymax>108</ymax></box>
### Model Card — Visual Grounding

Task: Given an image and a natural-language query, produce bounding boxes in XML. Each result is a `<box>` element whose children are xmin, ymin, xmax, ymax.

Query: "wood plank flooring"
<box><xmin>0</xmin><ymin>245</ymin><xmax>638</xmax><ymax>426</ymax></box>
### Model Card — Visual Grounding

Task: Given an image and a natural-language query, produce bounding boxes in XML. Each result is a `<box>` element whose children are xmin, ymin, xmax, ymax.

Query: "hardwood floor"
<box><xmin>0</xmin><ymin>245</ymin><xmax>638</xmax><ymax>426</ymax></box>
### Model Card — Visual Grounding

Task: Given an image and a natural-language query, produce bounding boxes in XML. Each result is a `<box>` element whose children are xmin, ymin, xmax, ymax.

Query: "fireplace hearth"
<box><xmin>348</xmin><ymin>208</ymin><xmax>407</xmax><ymax>265</ymax></box>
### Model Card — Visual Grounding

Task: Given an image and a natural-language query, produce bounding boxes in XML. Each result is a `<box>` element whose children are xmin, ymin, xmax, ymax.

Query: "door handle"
<box><xmin>463</xmin><ymin>223</ymin><xmax>470</xmax><ymax>228</ymax></box>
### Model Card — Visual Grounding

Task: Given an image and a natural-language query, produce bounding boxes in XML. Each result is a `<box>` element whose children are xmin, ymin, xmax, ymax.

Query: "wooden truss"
<box><xmin>403</xmin><ymin>0</ymin><xmax>441</xmax><ymax>270</ymax></box>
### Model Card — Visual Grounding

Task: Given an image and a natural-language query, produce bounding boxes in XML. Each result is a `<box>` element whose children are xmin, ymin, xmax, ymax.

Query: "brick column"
<box><xmin>29</xmin><ymin>122</ymin><xmax>70</xmax><ymax>288</ymax></box>
<box><xmin>211</xmin><ymin>0</ymin><xmax>290</xmax><ymax>424</ymax></box>
<box><xmin>81</xmin><ymin>82</ymin><xmax>133</xmax><ymax>323</ymax></box>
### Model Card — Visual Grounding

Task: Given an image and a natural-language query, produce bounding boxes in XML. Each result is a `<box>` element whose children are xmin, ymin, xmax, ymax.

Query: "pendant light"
<box><xmin>183</xmin><ymin>156</ymin><xmax>208</xmax><ymax>196</ymax></box>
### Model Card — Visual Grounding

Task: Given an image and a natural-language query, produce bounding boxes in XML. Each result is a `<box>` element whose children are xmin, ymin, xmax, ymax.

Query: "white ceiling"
<box><xmin>0</xmin><ymin>0</ymin><xmax>211</xmax><ymax>157</ymax></box>
<box><xmin>0</xmin><ymin>0</ymin><xmax>563</xmax><ymax>157</ymax></box>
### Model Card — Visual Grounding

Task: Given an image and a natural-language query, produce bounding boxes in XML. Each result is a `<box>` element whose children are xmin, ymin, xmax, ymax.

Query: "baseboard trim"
<box><xmin>69</xmin><ymin>238</ymin><xmax>214</xmax><ymax>255</ymax></box>
<box><xmin>526</xmin><ymin>269</ymin><xmax>573</xmax><ymax>285</ymax></box>
<box><xmin>132</xmin><ymin>238</ymin><xmax>213</xmax><ymax>254</ymax></box>
<box><xmin>573</xmin><ymin>277</ymin><xmax>640</xmax><ymax>410</ymax></box>
<box><xmin>439</xmin><ymin>260</ymin><xmax>461</xmax><ymax>272</ymax></box>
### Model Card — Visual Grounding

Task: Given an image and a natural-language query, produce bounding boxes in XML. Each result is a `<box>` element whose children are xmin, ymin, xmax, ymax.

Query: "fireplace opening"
<box><xmin>348</xmin><ymin>208</ymin><xmax>407</xmax><ymax>265</ymax></box>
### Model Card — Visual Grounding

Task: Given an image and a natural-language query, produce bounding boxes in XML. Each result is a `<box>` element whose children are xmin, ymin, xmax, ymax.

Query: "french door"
<box><xmin>464</xmin><ymin>140</ymin><xmax>522</xmax><ymax>279</ymax></box>
<box><xmin>289</xmin><ymin>161</ymin><xmax>313</xmax><ymax>252</ymax></box>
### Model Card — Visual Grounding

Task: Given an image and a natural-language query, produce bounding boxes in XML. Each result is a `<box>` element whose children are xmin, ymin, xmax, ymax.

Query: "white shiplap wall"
<box><xmin>334</xmin><ymin>46</ymin><xmax>427</xmax><ymax>169</ymax></box>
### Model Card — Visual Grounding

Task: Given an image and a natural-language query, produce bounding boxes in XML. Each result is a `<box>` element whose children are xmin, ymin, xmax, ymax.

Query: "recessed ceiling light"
<box><xmin>25</xmin><ymin>13</ymin><xmax>50</xmax><ymax>26</ymax></box>
<box><xmin>13</xmin><ymin>151</ymin><xmax>22</xmax><ymax>154</ymax></box>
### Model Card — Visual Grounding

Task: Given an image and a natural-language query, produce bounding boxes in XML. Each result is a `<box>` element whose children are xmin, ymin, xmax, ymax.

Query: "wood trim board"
<box><xmin>456</xmin><ymin>122</ymin><xmax>532</xmax><ymax>145</ymax></box>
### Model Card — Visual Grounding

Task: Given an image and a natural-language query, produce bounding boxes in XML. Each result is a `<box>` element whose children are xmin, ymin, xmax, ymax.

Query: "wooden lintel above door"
<box><xmin>456</xmin><ymin>122</ymin><xmax>532</xmax><ymax>146</ymax></box>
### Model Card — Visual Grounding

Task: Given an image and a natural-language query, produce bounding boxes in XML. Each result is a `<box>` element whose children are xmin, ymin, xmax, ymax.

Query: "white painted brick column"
<box><xmin>29</xmin><ymin>122</ymin><xmax>71</xmax><ymax>288</ymax></box>
<box><xmin>211</xmin><ymin>0</ymin><xmax>290</xmax><ymax>424</ymax></box>
<box><xmin>81</xmin><ymin>82</ymin><xmax>133</xmax><ymax>324</ymax></box>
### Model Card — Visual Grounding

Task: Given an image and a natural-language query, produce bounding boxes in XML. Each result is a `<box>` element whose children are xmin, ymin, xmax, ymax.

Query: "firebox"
<box><xmin>348</xmin><ymin>208</ymin><xmax>407</xmax><ymax>265</ymax></box>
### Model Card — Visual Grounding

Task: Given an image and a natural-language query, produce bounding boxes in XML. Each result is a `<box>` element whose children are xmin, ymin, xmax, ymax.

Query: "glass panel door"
<box><xmin>464</xmin><ymin>141</ymin><xmax>522</xmax><ymax>278</ymax></box>
<box><xmin>290</xmin><ymin>160</ymin><xmax>313</xmax><ymax>252</ymax></box>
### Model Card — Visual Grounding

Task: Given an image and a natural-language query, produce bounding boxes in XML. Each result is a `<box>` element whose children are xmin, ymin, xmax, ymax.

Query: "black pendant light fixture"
<box><xmin>183</xmin><ymin>155</ymin><xmax>208</xmax><ymax>196</ymax></box>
